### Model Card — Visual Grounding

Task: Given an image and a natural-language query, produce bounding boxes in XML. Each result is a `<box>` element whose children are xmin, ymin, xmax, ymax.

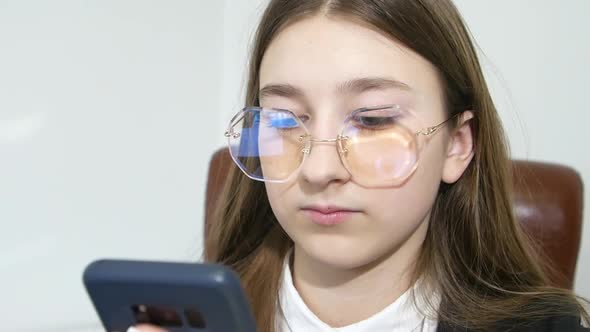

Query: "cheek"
<box><xmin>265</xmin><ymin>183</ymin><xmax>281</xmax><ymax>212</ymax></box>
<box><xmin>370</xmin><ymin>139</ymin><xmax>446</xmax><ymax>226</ymax></box>
<box><xmin>373</xmin><ymin>172</ymin><xmax>439</xmax><ymax>223</ymax></box>
<box><xmin>264</xmin><ymin>182</ymin><xmax>295</xmax><ymax>227</ymax></box>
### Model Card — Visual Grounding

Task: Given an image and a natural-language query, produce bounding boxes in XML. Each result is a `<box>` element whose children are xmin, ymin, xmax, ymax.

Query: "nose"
<box><xmin>299</xmin><ymin>136</ymin><xmax>351</xmax><ymax>188</ymax></box>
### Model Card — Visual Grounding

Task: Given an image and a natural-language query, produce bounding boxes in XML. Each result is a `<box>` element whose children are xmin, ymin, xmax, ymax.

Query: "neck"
<box><xmin>290</xmin><ymin>219</ymin><xmax>428</xmax><ymax>327</ymax></box>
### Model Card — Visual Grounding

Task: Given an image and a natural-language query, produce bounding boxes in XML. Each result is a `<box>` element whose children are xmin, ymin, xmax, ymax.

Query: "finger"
<box><xmin>127</xmin><ymin>325</ymin><xmax>169</xmax><ymax>332</ymax></box>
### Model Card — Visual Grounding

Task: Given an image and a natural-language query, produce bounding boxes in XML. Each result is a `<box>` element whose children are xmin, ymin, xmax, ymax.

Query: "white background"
<box><xmin>0</xmin><ymin>1</ymin><xmax>588</xmax><ymax>331</ymax></box>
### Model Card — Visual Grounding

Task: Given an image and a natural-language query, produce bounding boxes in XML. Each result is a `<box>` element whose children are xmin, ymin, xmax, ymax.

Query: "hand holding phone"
<box><xmin>128</xmin><ymin>325</ymin><xmax>167</xmax><ymax>332</ymax></box>
<box><xmin>83</xmin><ymin>259</ymin><xmax>257</xmax><ymax>332</ymax></box>
<box><xmin>129</xmin><ymin>325</ymin><xmax>167</xmax><ymax>332</ymax></box>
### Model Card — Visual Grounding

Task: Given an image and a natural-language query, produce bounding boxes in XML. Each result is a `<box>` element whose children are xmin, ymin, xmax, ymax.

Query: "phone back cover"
<box><xmin>83</xmin><ymin>259</ymin><xmax>258</xmax><ymax>332</ymax></box>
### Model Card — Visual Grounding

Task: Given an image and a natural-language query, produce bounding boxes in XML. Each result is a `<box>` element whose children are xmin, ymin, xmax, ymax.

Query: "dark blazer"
<box><xmin>436</xmin><ymin>314</ymin><xmax>589</xmax><ymax>331</ymax></box>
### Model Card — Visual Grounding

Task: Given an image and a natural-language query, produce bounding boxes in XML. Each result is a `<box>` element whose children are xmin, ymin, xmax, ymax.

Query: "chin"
<box><xmin>295</xmin><ymin>233</ymin><xmax>384</xmax><ymax>270</ymax></box>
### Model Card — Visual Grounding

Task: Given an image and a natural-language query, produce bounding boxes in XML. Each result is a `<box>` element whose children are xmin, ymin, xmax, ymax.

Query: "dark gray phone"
<box><xmin>83</xmin><ymin>259</ymin><xmax>257</xmax><ymax>332</ymax></box>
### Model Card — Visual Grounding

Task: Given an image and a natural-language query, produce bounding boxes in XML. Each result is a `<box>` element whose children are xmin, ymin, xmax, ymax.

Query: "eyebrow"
<box><xmin>259</xmin><ymin>77</ymin><xmax>413</xmax><ymax>100</ymax></box>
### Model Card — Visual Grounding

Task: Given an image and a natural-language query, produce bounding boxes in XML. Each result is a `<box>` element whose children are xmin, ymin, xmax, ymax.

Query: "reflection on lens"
<box><xmin>227</xmin><ymin>108</ymin><xmax>307</xmax><ymax>181</ymax></box>
<box><xmin>341</xmin><ymin>121</ymin><xmax>418</xmax><ymax>186</ymax></box>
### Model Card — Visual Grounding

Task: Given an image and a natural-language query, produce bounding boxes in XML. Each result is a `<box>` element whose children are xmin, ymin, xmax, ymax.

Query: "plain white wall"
<box><xmin>1</xmin><ymin>1</ymin><xmax>588</xmax><ymax>331</ymax></box>
<box><xmin>453</xmin><ymin>0</ymin><xmax>590</xmax><ymax>296</ymax></box>
<box><xmin>0</xmin><ymin>1</ymin><xmax>224</xmax><ymax>331</ymax></box>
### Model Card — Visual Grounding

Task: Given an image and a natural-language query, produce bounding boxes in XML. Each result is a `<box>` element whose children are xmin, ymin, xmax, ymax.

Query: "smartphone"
<box><xmin>83</xmin><ymin>259</ymin><xmax>258</xmax><ymax>332</ymax></box>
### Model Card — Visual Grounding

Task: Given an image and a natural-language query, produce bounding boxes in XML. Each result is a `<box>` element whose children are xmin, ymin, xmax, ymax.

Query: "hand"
<box><xmin>127</xmin><ymin>325</ymin><xmax>168</xmax><ymax>332</ymax></box>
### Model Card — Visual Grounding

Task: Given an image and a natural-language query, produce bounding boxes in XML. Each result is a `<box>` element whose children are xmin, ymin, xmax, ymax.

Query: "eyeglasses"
<box><xmin>224</xmin><ymin>104</ymin><xmax>457</xmax><ymax>187</ymax></box>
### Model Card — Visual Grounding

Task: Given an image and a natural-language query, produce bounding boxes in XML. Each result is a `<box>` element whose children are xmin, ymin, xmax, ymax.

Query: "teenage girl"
<box><xmin>133</xmin><ymin>0</ymin><xmax>589</xmax><ymax>331</ymax></box>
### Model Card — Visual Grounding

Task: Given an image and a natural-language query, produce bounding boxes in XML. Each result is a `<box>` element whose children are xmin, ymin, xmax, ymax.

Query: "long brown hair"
<box><xmin>205</xmin><ymin>0</ymin><xmax>588</xmax><ymax>331</ymax></box>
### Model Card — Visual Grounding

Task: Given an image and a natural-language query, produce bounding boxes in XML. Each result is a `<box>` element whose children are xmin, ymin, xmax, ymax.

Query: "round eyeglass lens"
<box><xmin>339</xmin><ymin>107</ymin><xmax>419</xmax><ymax>186</ymax></box>
<box><xmin>227</xmin><ymin>108</ymin><xmax>308</xmax><ymax>181</ymax></box>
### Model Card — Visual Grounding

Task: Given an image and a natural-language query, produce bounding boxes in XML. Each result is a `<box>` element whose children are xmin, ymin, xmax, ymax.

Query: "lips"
<box><xmin>301</xmin><ymin>205</ymin><xmax>361</xmax><ymax>226</ymax></box>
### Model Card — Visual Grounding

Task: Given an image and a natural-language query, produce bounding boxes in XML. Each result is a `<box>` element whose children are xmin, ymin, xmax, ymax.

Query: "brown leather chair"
<box><xmin>205</xmin><ymin>148</ymin><xmax>584</xmax><ymax>289</ymax></box>
<box><xmin>511</xmin><ymin>160</ymin><xmax>584</xmax><ymax>289</ymax></box>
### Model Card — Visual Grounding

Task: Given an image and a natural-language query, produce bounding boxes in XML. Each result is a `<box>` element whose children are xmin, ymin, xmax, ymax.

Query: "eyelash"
<box><xmin>263</xmin><ymin>110</ymin><xmax>402</xmax><ymax>133</ymax></box>
<box><xmin>350</xmin><ymin>114</ymin><xmax>399</xmax><ymax>129</ymax></box>
<box><xmin>282</xmin><ymin>106</ymin><xmax>393</xmax><ymax>121</ymax></box>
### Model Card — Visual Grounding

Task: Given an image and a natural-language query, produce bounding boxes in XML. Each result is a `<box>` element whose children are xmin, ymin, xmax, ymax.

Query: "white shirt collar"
<box><xmin>276</xmin><ymin>250</ymin><xmax>439</xmax><ymax>332</ymax></box>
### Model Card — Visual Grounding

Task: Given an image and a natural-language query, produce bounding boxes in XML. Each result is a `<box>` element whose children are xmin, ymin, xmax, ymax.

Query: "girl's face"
<box><xmin>259</xmin><ymin>15</ymin><xmax>466</xmax><ymax>270</ymax></box>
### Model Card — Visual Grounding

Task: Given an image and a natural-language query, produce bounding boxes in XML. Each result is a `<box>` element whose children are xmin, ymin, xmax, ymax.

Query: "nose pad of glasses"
<box><xmin>300</xmin><ymin>137</ymin><xmax>351</xmax><ymax>179</ymax></box>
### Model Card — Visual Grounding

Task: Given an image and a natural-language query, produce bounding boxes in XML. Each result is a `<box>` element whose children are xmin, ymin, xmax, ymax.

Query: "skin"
<box><xmin>134</xmin><ymin>13</ymin><xmax>474</xmax><ymax>332</ymax></box>
<box><xmin>259</xmin><ymin>15</ymin><xmax>474</xmax><ymax>327</ymax></box>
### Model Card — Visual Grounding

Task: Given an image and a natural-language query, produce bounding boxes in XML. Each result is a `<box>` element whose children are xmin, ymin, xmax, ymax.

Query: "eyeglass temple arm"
<box><xmin>224</xmin><ymin>112</ymin><xmax>249</xmax><ymax>137</ymax></box>
<box><xmin>416</xmin><ymin>112</ymin><xmax>463</xmax><ymax>136</ymax></box>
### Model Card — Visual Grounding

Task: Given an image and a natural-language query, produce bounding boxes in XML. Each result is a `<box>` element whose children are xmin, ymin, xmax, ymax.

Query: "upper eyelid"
<box><xmin>261</xmin><ymin>108</ymin><xmax>311</xmax><ymax>122</ymax></box>
<box><xmin>260</xmin><ymin>106</ymin><xmax>310</xmax><ymax>119</ymax></box>
<box><xmin>350</xmin><ymin>104</ymin><xmax>403</xmax><ymax>117</ymax></box>
<box><xmin>259</xmin><ymin>104</ymin><xmax>403</xmax><ymax>121</ymax></box>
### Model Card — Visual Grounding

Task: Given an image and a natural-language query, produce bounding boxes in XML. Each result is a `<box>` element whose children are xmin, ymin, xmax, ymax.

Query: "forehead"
<box><xmin>259</xmin><ymin>15</ymin><xmax>443</xmax><ymax>103</ymax></box>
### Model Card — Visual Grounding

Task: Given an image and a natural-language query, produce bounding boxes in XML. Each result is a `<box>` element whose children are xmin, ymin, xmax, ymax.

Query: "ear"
<box><xmin>442</xmin><ymin>111</ymin><xmax>475</xmax><ymax>184</ymax></box>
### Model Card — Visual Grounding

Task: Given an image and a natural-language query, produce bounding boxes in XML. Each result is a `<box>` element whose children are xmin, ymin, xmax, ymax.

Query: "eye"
<box><xmin>351</xmin><ymin>108</ymin><xmax>401</xmax><ymax>130</ymax></box>
<box><xmin>270</xmin><ymin>116</ymin><xmax>298</xmax><ymax>129</ymax></box>
<box><xmin>353</xmin><ymin>115</ymin><xmax>396</xmax><ymax>128</ymax></box>
<box><xmin>297</xmin><ymin>114</ymin><xmax>310</xmax><ymax>124</ymax></box>
<box><xmin>263</xmin><ymin>111</ymin><xmax>309</xmax><ymax>129</ymax></box>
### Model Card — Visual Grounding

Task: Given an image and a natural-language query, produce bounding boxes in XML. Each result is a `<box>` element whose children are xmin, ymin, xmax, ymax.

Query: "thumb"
<box><xmin>127</xmin><ymin>325</ymin><xmax>168</xmax><ymax>332</ymax></box>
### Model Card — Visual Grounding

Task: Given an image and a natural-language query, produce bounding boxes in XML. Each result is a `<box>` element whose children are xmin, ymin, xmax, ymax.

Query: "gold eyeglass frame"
<box><xmin>224</xmin><ymin>104</ymin><xmax>460</xmax><ymax>187</ymax></box>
